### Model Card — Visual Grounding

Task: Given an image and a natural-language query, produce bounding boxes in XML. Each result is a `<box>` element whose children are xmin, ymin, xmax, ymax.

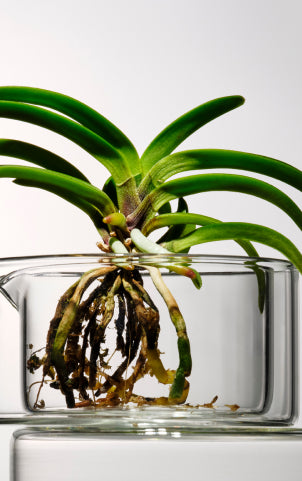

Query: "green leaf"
<box><xmin>139</xmin><ymin>149</ymin><xmax>302</xmax><ymax>196</ymax></box>
<box><xmin>144</xmin><ymin>212</ymin><xmax>259</xmax><ymax>257</ymax></box>
<box><xmin>0</xmin><ymin>86</ymin><xmax>140</xmax><ymax>176</ymax></box>
<box><xmin>140</xmin><ymin>95</ymin><xmax>245</xmax><ymax>175</ymax></box>
<box><xmin>0</xmin><ymin>165</ymin><xmax>116</xmax><ymax>216</ymax></box>
<box><xmin>163</xmin><ymin>222</ymin><xmax>302</xmax><ymax>273</ymax></box>
<box><xmin>144</xmin><ymin>173</ymin><xmax>302</xmax><ymax>231</ymax></box>
<box><xmin>0</xmin><ymin>139</ymin><xmax>89</xmax><ymax>182</ymax></box>
<box><xmin>169</xmin><ymin>225</ymin><xmax>196</xmax><ymax>254</ymax></box>
<box><xmin>0</xmin><ymin>101</ymin><xmax>131</xmax><ymax>186</ymax></box>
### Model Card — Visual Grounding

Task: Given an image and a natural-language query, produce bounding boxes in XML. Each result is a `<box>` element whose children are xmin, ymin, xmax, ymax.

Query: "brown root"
<box><xmin>29</xmin><ymin>265</ymin><xmax>192</xmax><ymax>410</ymax></box>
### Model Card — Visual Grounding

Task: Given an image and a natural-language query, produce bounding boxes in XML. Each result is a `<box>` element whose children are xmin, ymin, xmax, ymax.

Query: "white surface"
<box><xmin>0</xmin><ymin>0</ymin><xmax>302</xmax><ymax>479</ymax></box>
<box><xmin>12</xmin><ymin>433</ymin><xmax>302</xmax><ymax>481</ymax></box>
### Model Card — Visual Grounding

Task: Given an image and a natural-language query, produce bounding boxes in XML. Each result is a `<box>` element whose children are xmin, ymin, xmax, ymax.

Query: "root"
<box><xmin>143</xmin><ymin>265</ymin><xmax>192</xmax><ymax>403</ymax></box>
<box><xmin>29</xmin><ymin>264</ymin><xmax>193</xmax><ymax>409</ymax></box>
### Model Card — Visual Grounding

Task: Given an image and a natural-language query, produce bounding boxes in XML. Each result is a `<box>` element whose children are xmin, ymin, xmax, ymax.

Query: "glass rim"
<box><xmin>0</xmin><ymin>252</ymin><xmax>298</xmax><ymax>274</ymax></box>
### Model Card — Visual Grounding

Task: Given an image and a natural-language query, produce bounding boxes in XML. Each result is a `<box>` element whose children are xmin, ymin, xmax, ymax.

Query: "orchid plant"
<box><xmin>0</xmin><ymin>86</ymin><xmax>301</xmax><ymax>409</ymax></box>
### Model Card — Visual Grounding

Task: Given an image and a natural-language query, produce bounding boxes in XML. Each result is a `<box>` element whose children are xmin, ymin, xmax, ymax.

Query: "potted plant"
<box><xmin>0</xmin><ymin>87</ymin><xmax>301</xmax><ymax>425</ymax></box>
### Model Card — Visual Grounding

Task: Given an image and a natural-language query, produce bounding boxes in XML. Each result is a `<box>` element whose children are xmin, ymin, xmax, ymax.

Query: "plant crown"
<box><xmin>0</xmin><ymin>87</ymin><xmax>301</xmax><ymax>275</ymax></box>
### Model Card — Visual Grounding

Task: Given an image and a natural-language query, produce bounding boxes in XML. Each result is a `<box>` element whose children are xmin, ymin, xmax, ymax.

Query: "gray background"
<box><xmin>0</xmin><ymin>0</ymin><xmax>302</xmax><ymax>479</ymax></box>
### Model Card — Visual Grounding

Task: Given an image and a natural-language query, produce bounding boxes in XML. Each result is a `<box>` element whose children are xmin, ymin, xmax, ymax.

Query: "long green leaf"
<box><xmin>0</xmin><ymin>86</ymin><xmax>140</xmax><ymax>176</ymax></box>
<box><xmin>143</xmin><ymin>212</ymin><xmax>259</xmax><ymax>257</ymax></box>
<box><xmin>140</xmin><ymin>96</ymin><xmax>245</xmax><ymax>175</ymax></box>
<box><xmin>135</xmin><ymin>174</ymin><xmax>302</xmax><ymax>231</ymax></box>
<box><xmin>0</xmin><ymin>139</ymin><xmax>89</xmax><ymax>182</ymax></box>
<box><xmin>162</xmin><ymin>222</ymin><xmax>302</xmax><ymax>273</ymax></box>
<box><xmin>139</xmin><ymin>149</ymin><xmax>302</xmax><ymax>196</ymax></box>
<box><xmin>0</xmin><ymin>165</ymin><xmax>116</xmax><ymax>216</ymax></box>
<box><xmin>0</xmin><ymin>101</ymin><xmax>131</xmax><ymax>186</ymax></box>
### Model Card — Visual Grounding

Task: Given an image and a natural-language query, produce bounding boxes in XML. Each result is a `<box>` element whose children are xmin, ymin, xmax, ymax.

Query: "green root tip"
<box><xmin>169</xmin><ymin>367</ymin><xmax>185</xmax><ymax>400</ymax></box>
<box><xmin>178</xmin><ymin>337</ymin><xmax>192</xmax><ymax>376</ymax></box>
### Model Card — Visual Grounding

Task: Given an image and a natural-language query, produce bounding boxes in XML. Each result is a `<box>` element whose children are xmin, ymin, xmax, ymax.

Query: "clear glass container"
<box><xmin>0</xmin><ymin>254</ymin><xmax>298</xmax><ymax>429</ymax></box>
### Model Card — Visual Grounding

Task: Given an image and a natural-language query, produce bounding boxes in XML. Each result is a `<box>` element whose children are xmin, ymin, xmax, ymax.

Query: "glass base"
<box><xmin>0</xmin><ymin>405</ymin><xmax>299</xmax><ymax>432</ymax></box>
<box><xmin>12</xmin><ymin>428</ymin><xmax>302</xmax><ymax>481</ymax></box>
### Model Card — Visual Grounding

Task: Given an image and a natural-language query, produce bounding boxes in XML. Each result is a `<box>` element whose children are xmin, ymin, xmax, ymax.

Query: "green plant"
<box><xmin>0</xmin><ymin>86</ymin><xmax>301</xmax><ymax>409</ymax></box>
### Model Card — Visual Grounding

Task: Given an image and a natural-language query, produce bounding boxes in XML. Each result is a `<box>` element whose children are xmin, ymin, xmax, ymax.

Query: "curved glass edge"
<box><xmin>12</xmin><ymin>426</ymin><xmax>302</xmax><ymax>440</ymax></box>
<box><xmin>0</xmin><ymin>253</ymin><xmax>298</xmax><ymax>310</ymax></box>
<box><xmin>0</xmin><ymin>253</ymin><xmax>298</xmax><ymax>277</ymax></box>
<box><xmin>0</xmin><ymin>407</ymin><xmax>299</xmax><ymax>431</ymax></box>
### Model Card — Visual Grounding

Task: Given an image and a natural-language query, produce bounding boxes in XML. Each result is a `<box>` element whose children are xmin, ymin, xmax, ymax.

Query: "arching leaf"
<box><xmin>143</xmin><ymin>212</ymin><xmax>259</xmax><ymax>257</ymax></box>
<box><xmin>0</xmin><ymin>86</ymin><xmax>140</xmax><ymax>175</ymax></box>
<box><xmin>0</xmin><ymin>139</ymin><xmax>89</xmax><ymax>182</ymax></box>
<box><xmin>140</xmin><ymin>96</ymin><xmax>245</xmax><ymax>175</ymax></box>
<box><xmin>0</xmin><ymin>165</ymin><xmax>116</xmax><ymax>216</ymax></box>
<box><xmin>0</xmin><ymin>101</ymin><xmax>131</xmax><ymax>186</ymax></box>
<box><xmin>139</xmin><ymin>149</ymin><xmax>302</xmax><ymax>196</ymax></box>
<box><xmin>137</xmin><ymin>173</ymin><xmax>302</xmax><ymax>232</ymax></box>
<box><xmin>162</xmin><ymin>222</ymin><xmax>302</xmax><ymax>273</ymax></box>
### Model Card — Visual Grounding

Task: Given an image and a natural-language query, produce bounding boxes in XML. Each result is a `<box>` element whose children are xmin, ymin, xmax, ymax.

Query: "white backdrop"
<box><xmin>0</xmin><ymin>0</ymin><xmax>301</xmax><ymax>479</ymax></box>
